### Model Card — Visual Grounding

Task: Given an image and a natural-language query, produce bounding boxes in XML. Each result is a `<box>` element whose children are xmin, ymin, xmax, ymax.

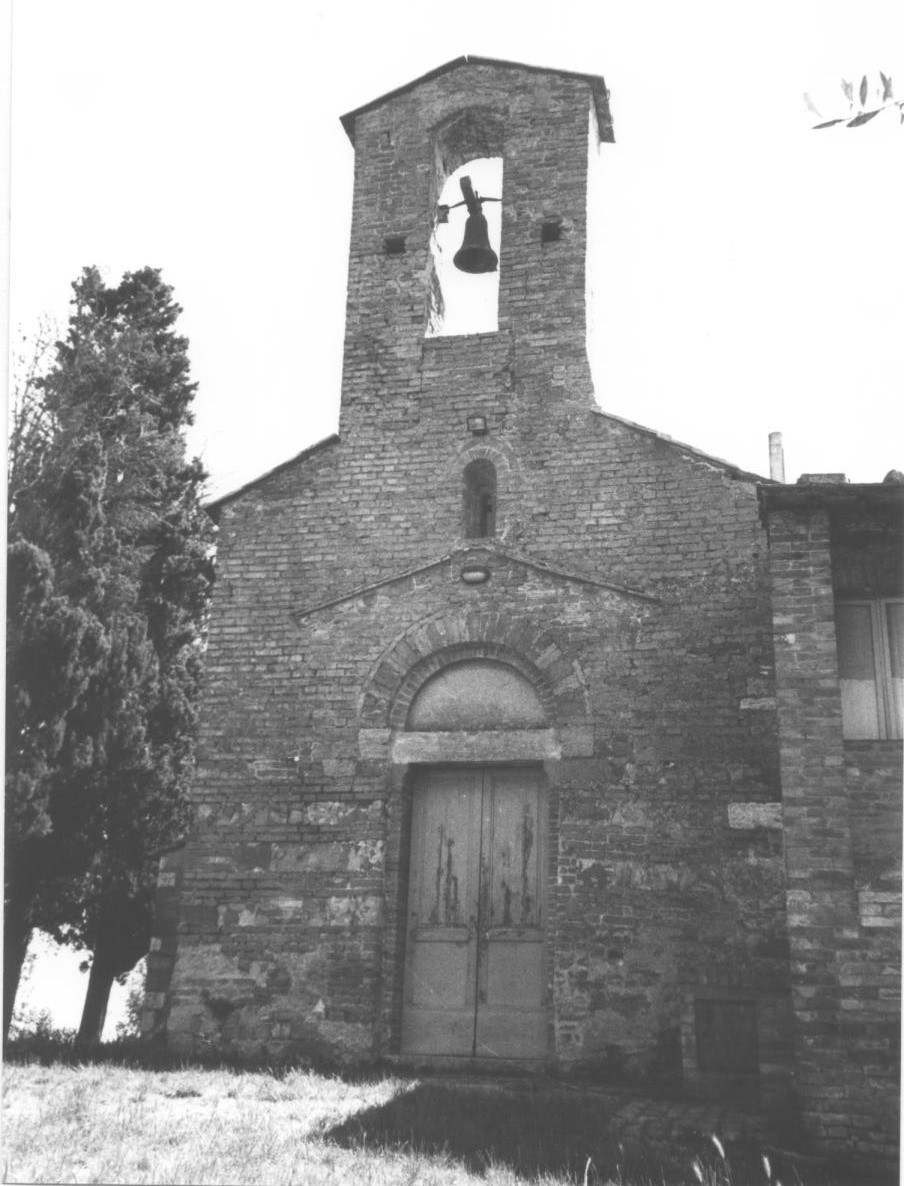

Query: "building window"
<box><xmin>836</xmin><ymin>599</ymin><xmax>903</xmax><ymax>739</ymax></box>
<box><xmin>463</xmin><ymin>459</ymin><xmax>496</xmax><ymax>538</ymax></box>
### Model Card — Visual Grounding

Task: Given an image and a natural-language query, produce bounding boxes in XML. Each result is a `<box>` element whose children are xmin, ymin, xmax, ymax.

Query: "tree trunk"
<box><xmin>74</xmin><ymin>946</ymin><xmax>116</xmax><ymax>1054</ymax></box>
<box><xmin>3</xmin><ymin>901</ymin><xmax>32</xmax><ymax>1041</ymax></box>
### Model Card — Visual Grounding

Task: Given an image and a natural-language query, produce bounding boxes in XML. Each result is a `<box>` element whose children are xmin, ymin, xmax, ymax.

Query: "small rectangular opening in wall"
<box><xmin>541</xmin><ymin>220</ymin><xmax>562</xmax><ymax>244</ymax></box>
<box><xmin>694</xmin><ymin>999</ymin><xmax>759</xmax><ymax>1073</ymax></box>
<box><xmin>384</xmin><ymin>236</ymin><xmax>406</xmax><ymax>256</ymax></box>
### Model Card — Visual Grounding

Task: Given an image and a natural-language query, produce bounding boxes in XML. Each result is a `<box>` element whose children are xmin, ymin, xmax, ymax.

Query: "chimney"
<box><xmin>768</xmin><ymin>432</ymin><xmax>785</xmax><ymax>483</ymax></box>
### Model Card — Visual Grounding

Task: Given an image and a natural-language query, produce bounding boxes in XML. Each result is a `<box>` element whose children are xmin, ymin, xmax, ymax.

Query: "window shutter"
<box><xmin>885</xmin><ymin>601</ymin><xmax>904</xmax><ymax>738</ymax></box>
<box><xmin>836</xmin><ymin>603</ymin><xmax>881</xmax><ymax>738</ymax></box>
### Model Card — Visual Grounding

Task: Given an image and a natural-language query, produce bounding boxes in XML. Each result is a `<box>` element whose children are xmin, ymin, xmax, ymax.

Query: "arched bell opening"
<box><xmin>427</xmin><ymin>159</ymin><xmax>502</xmax><ymax>337</ymax></box>
<box><xmin>427</xmin><ymin>109</ymin><xmax>505</xmax><ymax>338</ymax></box>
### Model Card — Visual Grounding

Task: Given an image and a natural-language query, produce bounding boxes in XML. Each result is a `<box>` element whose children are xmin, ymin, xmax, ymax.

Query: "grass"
<box><xmin>1</xmin><ymin>1059</ymin><xmax>897</xmax><ymax>1186</ymax></box>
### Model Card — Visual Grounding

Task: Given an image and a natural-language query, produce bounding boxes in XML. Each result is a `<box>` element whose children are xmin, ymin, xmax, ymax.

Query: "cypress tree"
<box><xmin>4</xmin><ymin>267</ymin><xmax>214</xmax><ymax>1045</ymax></box>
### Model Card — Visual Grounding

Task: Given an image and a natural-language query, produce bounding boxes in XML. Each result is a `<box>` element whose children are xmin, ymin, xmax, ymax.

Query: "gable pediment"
<box><xmin>291</xmin><ymin>542</ymin><xmax>656</xmax><ymax>623</ymax></box>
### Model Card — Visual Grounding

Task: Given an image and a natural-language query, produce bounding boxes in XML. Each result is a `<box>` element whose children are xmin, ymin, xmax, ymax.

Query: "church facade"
<box><xmin>146</xmin><ymin>58</ymin><xmax>901</xmax><ymax>1161</ymax></box>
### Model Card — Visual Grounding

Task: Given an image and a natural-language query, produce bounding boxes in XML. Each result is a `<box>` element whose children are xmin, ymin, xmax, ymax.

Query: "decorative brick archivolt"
<box><xmin>358</xmin><ymin>607</ymin><xmax>591</xmax><ymax>731</ymax></box>
<box><xmin>391</xmin><ymin>644</ymin><xmax>553</xmax><ymax>732</ymax></box>
<box><xmin>443</xmin><ymin>436</ymin><xmax>523</xmax><ymax>483</ymax></box>
<box><xmin>447</xmin><ymin>438</ymin><xmax>532</xmax><ymax>544</ymax></box>
<box><xmin>430</xmin><ymin>106</ymin><xmax>506</xmax><ymax>184</ymax></box>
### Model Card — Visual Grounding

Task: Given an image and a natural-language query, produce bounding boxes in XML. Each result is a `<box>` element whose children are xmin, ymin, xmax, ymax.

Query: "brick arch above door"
<box><xmin>357</xmin><ymin>607</ymin><xmax>591</xmax><ymax>731</ymax></box>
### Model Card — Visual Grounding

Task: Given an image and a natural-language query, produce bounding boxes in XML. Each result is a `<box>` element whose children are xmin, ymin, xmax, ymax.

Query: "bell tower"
<box><xmin>336</xmin><ymin>57</ymin><xmax>614</xmax><ymax>444</ymax></box>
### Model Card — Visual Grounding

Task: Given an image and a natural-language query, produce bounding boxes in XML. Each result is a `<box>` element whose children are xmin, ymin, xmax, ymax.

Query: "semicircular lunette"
<box><xmin>406</xmin><ymin>658</ymin><xmax>548</xmax><ymax>731</ymax></box>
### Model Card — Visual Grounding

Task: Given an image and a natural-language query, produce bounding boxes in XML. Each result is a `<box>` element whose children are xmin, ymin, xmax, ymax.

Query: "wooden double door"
<box><xmin>401</xmin><ymin>765</ymin><xmax>548</xmax><ymax>1058</ymax></box>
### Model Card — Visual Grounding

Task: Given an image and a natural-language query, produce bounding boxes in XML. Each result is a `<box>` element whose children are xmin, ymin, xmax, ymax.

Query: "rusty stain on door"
<box><xmin>401</xmin><ymin>766</ymin><xmax>547</xmax><ymax>1058</ymax></box>
<box><xmin>429</xmin><ymin>825</ymin><xmax>461</xmax><ymax>925</ymax></box>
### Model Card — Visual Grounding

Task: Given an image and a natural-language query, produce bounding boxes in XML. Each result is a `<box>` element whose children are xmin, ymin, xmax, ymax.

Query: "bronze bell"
<box><xmin>453</xmin><ymin>210</ymin><xmax>498</xmax><ymax>274</ymax></box>
<box><xmin>452</xmin><ymin>175</ymin><xmax>499</xmax><ymax>274</ymax></box>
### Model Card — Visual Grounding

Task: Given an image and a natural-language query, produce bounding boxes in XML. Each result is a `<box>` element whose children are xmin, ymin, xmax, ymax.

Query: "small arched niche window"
<box><xmin>463</xmin><ymin>458</ymin><xmax>497</xmax><ymax>538</ymax></box>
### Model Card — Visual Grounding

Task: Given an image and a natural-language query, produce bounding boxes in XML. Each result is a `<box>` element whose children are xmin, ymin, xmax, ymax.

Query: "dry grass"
<box><xmin>3</xmin><ymin>1064</ymin><xmax>475</xmax><ymax>1186</ymax></box>
<box><xmin>0</xmin><ymin>1061</ymin><xmax>895</xmax><ymax>1186</ymax></box>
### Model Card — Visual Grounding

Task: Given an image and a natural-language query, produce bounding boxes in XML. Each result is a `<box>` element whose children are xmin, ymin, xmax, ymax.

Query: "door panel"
<box><xmin>401</xmin><ymin>769</ymin><xmax>481</xmax><ymax>1054</ymax></box>
<box><xmin>476</xmin><ymin>767</ymin><xmax>546</xmax><ymax>1057</ymax></box>
<box><xmin>401</xmin><ymin>765</ymin><xmax>547</xmax><ymax>1058</ymax></box>
<box><xmin>484</xmin><ymin>769</ymin><xmax>542</xmax><ymax>930</ymax></box>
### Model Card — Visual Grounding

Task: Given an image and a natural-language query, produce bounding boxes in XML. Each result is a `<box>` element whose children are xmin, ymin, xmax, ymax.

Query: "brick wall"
<box><xmin>765</xmin><ymin>501</ymin><xmax>901</xmax><ymax>1162</ymax></box>
<box><xmin>847</xmin><ymin>742</ymin><xmax>903</xmax><ymax>886</ymax></box>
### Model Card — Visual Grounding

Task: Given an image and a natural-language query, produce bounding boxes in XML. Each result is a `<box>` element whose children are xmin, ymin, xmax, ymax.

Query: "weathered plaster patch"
<box><xmin>171</xmin><ymin>943</ymin><xmax>250</xmax><ymax>983</ymax></box>
<box><xmin>347</xmin><ymin>839</ymin><xmax>384</xmax><ymax>871</ymax></box>
<box><xmin>728</xmin><ymin>802</ymin><xmax>782</xmax><ymax>830</ymax></box>
<box><xmin>358</xmin><ymin>728</ymin><xmax>391</xmax><ymax>759</ymax></box>
<box><xmin>271</xmin><ymin>842</ymin><xmax>347</xmax><ymax>873</ymax></box>
<box><xmin>250</xmin><ymin>758</ymin><xmax>296</xmax><ymax>782</ymax></box>
<box><xmin>608</xmin><ymin>861</ymin><xmax>698</xmax><ymax>892</ymax></box>
<box><xmin>560</xmin><ymin>725</ymin><xmax>595</xmax><ymax>757</ymax></box>
<box><xmin>859</xmin><ymin>889</ymin><xmax>902</xmax><ymax>928</ymax></box>
<box><xmin>304</xmin><ymin>801</ymin><xmax>383</xmax><ymax>826</ymax></box>
<box><xmin>310</xmin><ymin>1019</ymin><xmax>373</xmax><ymax>1057</ymax></box>
<box><xmin>611</xmin><ymin>801</ymin><xmax>647</xmax><ymax>827</ymax></box>
<box><xmin>325</xmin><ymin>895</ymin><xmax>382</xmax><ymax>927</ymax></box>
<box><xmin>271</xmin><ymin>897</ymin><xmax>307</xmax><ymax>919</ymax></box>
<box><xmin>322</xmin><ymin>759</ymin><xmax>357</xmax><ymax>778</ymax></box>
<box><xmin>304</xmin><ymin>802</ymin><xmax>358</xmax><ymax>825</ymax></box>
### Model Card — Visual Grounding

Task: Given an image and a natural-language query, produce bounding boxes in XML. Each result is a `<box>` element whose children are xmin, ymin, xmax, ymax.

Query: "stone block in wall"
<box><xmin>727</xmin><ymin>802</ymin><xmax>782</xmax><ymax>830</ymax></box>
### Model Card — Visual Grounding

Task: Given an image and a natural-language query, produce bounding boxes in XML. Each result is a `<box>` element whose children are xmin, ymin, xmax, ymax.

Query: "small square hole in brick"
<box><xmin>541</xmin><ymin>220</ymin><xmax>562</xmax><ymax>244</ymax></box>
<box><xmin>384</xmin><ymin>236</ymin><xmax>406</xmax><ymax>256</ymax></box>
<box><xmin>379</xmin><ymin>130</ymin><xmax>392</xmax><ymax>148</ymax></box>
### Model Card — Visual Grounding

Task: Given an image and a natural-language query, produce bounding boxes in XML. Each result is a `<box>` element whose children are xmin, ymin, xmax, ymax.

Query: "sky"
<box><xmin>7</xmin><ymin>0</ymin><xmax>903</xmax><ymax>505</ymax></box>
<box><xmin>9</xmin><ymin>930</ymin><xmax>141</xmax><ymax>1042</ymax></box>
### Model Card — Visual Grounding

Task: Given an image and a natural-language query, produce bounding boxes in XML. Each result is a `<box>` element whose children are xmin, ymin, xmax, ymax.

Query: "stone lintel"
<box><xmin>391</xmin><ymin>728</ymin><xmax>560</xmax><ymax>764</ymax></box>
